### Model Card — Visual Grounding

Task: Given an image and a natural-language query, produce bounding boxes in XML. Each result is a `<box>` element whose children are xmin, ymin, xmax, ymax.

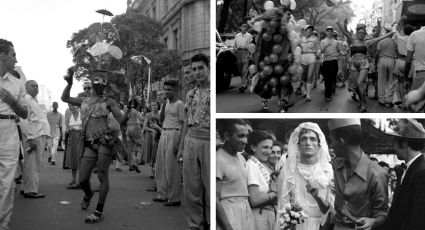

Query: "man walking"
<box><xmin>234</xmin><ymin>22</ymin><xmax>252</xmax><ymax>93</ymax></box>
<box><xmin>320</xmin><ymin>26</ymin><xmax>340</xmax><ymax>101</ymax></box>
<box><xmin>47</xmin><ymin>101</ymin><xmax>62</xmax><ymax>165</ymax></box>
<box><xmin>328</xmin><ymin>119</ymin><xmax>389</xmax><ymax>230</ymax></box>
<box><xmin>180</xmin><ymin>53</ymin><xmax>210</xmax><ymax>229</ymax></box>
<box><xmin>385</xmin><ymin>119</ymin><xmax>425</xmax><ymax>230</ymax></box>
<box><xmin>376</xmin><ymin>28</ymin><xmax>397</xmax><ymax>107</ymax></box>
<box><xmin>0</xmin><ymin>38</ymin><xmax>29</xmax><ymax>230</ymax></box>
<box><xmin>153</xmin><ymin>80</ymin><xmax>185</xmax><ymax>206</ymax></box>
<box><xmin>20</xmin><ymin>80</ymin><xmax>50</xmax><ymax>198</ymax></box>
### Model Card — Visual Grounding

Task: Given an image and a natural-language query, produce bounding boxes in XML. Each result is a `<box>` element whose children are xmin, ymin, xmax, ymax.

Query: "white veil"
<box><xmin>276</xmin><ymin>122</ymin><xmax>333</xmax><ymax>227</ymax></box>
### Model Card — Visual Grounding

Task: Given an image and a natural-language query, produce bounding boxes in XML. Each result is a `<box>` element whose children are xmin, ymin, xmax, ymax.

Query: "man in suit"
<box><xmin>385</xmin><ymin>118</ymin><xmax>425</xmax><ymax>230</ymax></box>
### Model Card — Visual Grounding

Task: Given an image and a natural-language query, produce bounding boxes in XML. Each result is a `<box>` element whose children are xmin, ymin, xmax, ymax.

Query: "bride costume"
<box><xmin>275</xmin><ymin>122</ymin><xmax>334</xmax><ymax>230</ymax></box>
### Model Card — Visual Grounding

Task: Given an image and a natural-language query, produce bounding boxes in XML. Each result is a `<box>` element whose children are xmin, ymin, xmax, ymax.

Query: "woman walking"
<box><xmin>64</xmin><ymin>104</ymin><xmax>83</xmax><ymax>189</ymax></box>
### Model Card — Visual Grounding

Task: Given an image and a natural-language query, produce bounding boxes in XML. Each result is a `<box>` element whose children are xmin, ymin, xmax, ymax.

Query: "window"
<box><xmin>164</xmin><ymin>37</ymin><xmax>168</xmax><ymax>49</ymax></box>
<box><xmin>152</xmin><ymin>5</ymin><xmax>156</xmax><ymax>19</ymax></box>
<box><xmin>173</xmin><ymin>29</ymin><xmax>178</xmax><ymax>49</ymax></box>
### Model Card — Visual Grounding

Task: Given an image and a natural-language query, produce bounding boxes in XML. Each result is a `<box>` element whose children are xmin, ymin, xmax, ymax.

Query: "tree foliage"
<box><xmin>66</xmin><ymin>11</ymin><xmax>181</xmax><ymax>101</ymax></box>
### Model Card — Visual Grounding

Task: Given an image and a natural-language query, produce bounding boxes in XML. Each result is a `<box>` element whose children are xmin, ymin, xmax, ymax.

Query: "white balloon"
<box><xmin>108</xmin><ymin>45</ymin><xmax>123</xmax><ymax>59</ymax></box>
<box><xmin>294</xmin><ymin>47</ymin><xmax>302</xmax><ymax>56</ymax></box>
<box><xmin>286</xmin><ymin>22</ymin><xmax>294</xmax><ymax>33</ymax></box>
<box><xmin>253</xmin><ymin>21</ymin><xmax>263</xmax><ymax>33</ymax></box>
<box><xmin>264</xmin><ymin>1</ymin><xmax>274</xmax><ymax>10</ymax></box>
<box><xmin>290</xmin><ymin>0</ymin><xmax>296</xmax><ymax>10</ymax></box>
<box><xmin>89</xmin><ymin>42</ymin><xmax>109</xmax><ymax>56</ymax></box>
<box><xmin>294</xmin><ymin>23</ymin><xmax>302</xmax><ymax>33</ymax></box>
<box><xmin>280</xmin><ymin>0</ymin><xmax>291</xmax><ymax>6</ymax></box>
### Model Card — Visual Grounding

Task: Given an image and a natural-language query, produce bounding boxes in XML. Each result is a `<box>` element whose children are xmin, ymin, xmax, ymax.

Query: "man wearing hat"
<box><xmin>328</xmin><ymin>119</ymin><xmax>388</xmax><ymax>230</ymax></box>
<box><xmin>385</xmin><ymin>119</ymin><xmax>425</xmax><ymax>230</ymax></box>
<box><xmin>320</xmin><ymin>26</ymin><xmax>340</xmax><ymax>101</ymax></box>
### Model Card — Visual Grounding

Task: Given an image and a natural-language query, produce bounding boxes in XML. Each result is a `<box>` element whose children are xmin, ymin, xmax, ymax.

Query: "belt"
<box><xmin>416</xmin><ymin>70</ymin><xmax>425</xmax><ymax>73</ymax></box>
<box><xmin>0</xmin><ymin>114</ymin><xmax>17</xmax><ymax>120</ymax></box>
<box><xmin>380</xmin><ymin>55</ymin><xmax>396</xmax><ymax>59</ymax></box>
<box><xmin>237</xmin><ymin>48</ymin><xmax>248</xmax><ymax>51</ymax></box>
<box><xmin>398</xmin><ymin>55</ymin><xmax>407</xmax><ymax>59</ymax></box>
<box><xmin>338</xmin><ymin>222</ymin><xmax>356</xmax><ymax>228</ymax></box>
<box><xmin>163</xmin><ymin>128</ymin><xmax>180</xmax><ymax>131</ymax></box>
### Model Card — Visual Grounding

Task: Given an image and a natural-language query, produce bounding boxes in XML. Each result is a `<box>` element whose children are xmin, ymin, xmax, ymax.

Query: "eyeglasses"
<box><xmin>93</xmin><ymin>77</ymin><xmax>107</xmax><ymax>85</ymax></box>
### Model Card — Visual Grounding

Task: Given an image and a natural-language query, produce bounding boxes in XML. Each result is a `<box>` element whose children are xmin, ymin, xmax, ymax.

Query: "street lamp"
<box><xmin>130</xmin><ymin>55</ymin><xmax>152</xmax><ymax>106</ymax></box>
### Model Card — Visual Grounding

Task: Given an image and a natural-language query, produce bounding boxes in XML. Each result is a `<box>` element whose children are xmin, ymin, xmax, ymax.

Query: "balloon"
<box><xmin>259</xmin><ymin>61</ymin><xmax>266</xmax><ymax>70</ymax></box>
<box><xmin>262</xmin><ymin>33</ymin><xmax>272</xmax><ymax>42</ymax></box>
<box><xmin>279</xmin><ymin>26</ymin><xmax>288</xmax><ymax>36</ymax></box>
<box><xmin>263</xmin><ymin>84</ymin><xmax>270</xmax><ymax>92</ymax></box>
<box><xmin>273</xmin><ymin>34</ymin><xmax>283</xmax><ymax>43</ymax></box>
<box><xmin>264</xmin><ymin>1</ymin><xmax>275</xmax><ymax>10</ymax></box>
<box><xmin>288</xmin><ymin>65</ymin><xmax>297</xmax><ymax>75</ymax></box>
<box><xmin>288</xmin><ymin>53</ymin><xmax>294</xmax><ymax>63</ymax></box>
<box><xmin>288</xmin><ymin>31</ymin><xmax>298</xmax><ymax>41</ymax></box>
<box><xmin>263</xmin><ymin>56</ymin><xmax>271</xmax><ymax>65</ymax></box>
<box><xmin>270</xmin><ymin>54</ymin><xmax>278</xmax><ymax>63</ymax></box>
<box><xmin>290</xmin><ymin>0</ymin><xmax>297</xmax><ymax>10</ymax></box>
<box><xmin>271</xmin><ymin>87</ymin><xmax>278</xmax><ymax>96</ymax></box>
<box><xmin>258</xmin><ymin>71</ymin><xmax>266</xmax><ymax>80</ymax></box>
<box><xmin>108</xmin><ymin>45</ymin><xmax>123</xmax><ymax>59</ymax></box>
<box><xmin>280</xmin><ymin>0</ymin><xmax>291</xmax><ymax>7</ymax></box>
<box><xmin>266</xmin><ymin>26</ymin><xmax>276</xmax><ymax>35</ymax></box>
<box><xmin>294</xmin><ymin>47</ymin><xmax>302</xmax><ymax>56</ymax></box>
<box><xmin>253</xmin><ymin>21</ymin><xmax>263</xmax><ymax>33</ymax></box>
<box><xmin>263</xmin><ymin>65</ymin><xmax>273</xmax><ymax>76</ymax></box>
<box><xmin>269</xmin><ymin>20</ymin><xmax>279</xmax><ymax>29</ymax></box>
<box><xmin>297</xmin><ymin>19</ymin><xmax>307</xmax><ymax>29</ymax></box>
<box><xmin>272</xmin><ymin>44</ymin><xmax>283</xmax><ymax>54</ymax></box>
<box><xmin>248</xmin><ymin>64</ymin><xmax>257</xmax><ymax>74</ymax></box>
<box><xmin>89</xmin><ymin>42</ymin><xmax>109</xmax><ymax>56</ymax></box>
<box><xmin>280</xmin><ymin>75</ymin><xmax>291</xmax><ymax>85</ymax></box>
<box><xmin>269</xmin><ymin>77</ymin><xmax>278</xmax><ymax>87</ymax></box>
<box><xmin>294</xmin><ymin>24</ymin><xmax>302</xmax><ymax>33</ymax></box>
<box><xmin>274</xmin><ymin>65</ymin><xmax>284</xmax><ymax>74</ymax></box>
<box><xmin>248</xmin><ymin>43</ymin><xmax>256</xmax><ymax>54</ymax></box>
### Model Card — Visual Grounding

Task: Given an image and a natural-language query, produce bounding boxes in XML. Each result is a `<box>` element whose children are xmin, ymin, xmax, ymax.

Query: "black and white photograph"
<box><xmin>0</xmin><ymin>0</ymin><xmax>210</xmax><ymax>229</ymax></box>
<box><xmin>216</xmin><ymin>0</ymin><xmax>425</xmax><ymax>113</ymax></box>
<box><xmin>216</xmin><ymin>118</ymin><xmax>425</xmax><ymax>230</ymax></box>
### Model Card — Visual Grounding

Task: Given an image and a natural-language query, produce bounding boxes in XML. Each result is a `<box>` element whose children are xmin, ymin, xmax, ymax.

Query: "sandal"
<box><xmin>84</xmin><ymin>210</ymin><xmax>103</xmax><ymax>224</ymax></box>
<box><xmin>80</xmin><ymin>192</ymin><xmax>94</xmax><ymax>210</ymax></box>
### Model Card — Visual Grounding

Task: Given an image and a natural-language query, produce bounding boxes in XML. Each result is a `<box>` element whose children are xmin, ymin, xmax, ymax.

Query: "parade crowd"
<box><xmin>229</xmin><ymin>4</ymin><xmax>425</xmax><ymax>112</ymax></box>
<box><xmin>0</xmin><ymin>38</ymin><xmax>210</xmax><ymax>230</ymax></box>
<box><xmin>216</xmin><ymin>118</ymin><xmax>425</xmax><ymax>230</ymax></box>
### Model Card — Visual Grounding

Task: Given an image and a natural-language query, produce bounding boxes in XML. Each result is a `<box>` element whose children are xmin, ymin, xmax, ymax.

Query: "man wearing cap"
<box><xmin>234</xmin><ymin>22</ymin><xmax>253</xmax><ymax>93</ymax></box>
<box><xmin>320</xmin><ymin>26</ymin><xmax>340</xmax><ymax>101</ymax></box>
<box><xmin>385</xmin><ymin>119</ymin><xmax>425</xmax><ymax>230</ymax></box>
<box><xmin>0</xmin><ymin>38</ymin><xmax>29</xmax><ymax>230</ymax></box>
<box><xmin>328</xmin><ymin>119</ymin><xmax>388</xmax><ymax>230</ymax></box>
<box><xmin>376</xmin><ymin>27</ymin><xmax>397</xmax><ymax>107</ymax></box>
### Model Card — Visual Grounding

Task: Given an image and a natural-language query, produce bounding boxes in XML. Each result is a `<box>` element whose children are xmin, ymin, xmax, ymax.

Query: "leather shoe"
<box><xmin>152</xmin><ymin>197</ymin><xmax>167</xmax><ymax>202</ymax></box>
<box><xmin>24</xmin><ymin>192</ymin><xmax>45</xmax><ymax>198</ymax></box>
<box><xmin>146</xmin><ymin>186</ymin><xmax>157</xmax><ymax>192</ymax></box>
<box><xmin>164</xmin><ymin>201</ymin><xmax>181</xmax><ymax>207</ymax></box>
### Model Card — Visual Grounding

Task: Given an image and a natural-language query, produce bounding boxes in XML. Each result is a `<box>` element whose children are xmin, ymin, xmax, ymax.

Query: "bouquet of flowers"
<box><xmin>278</xmin><ymin>203</ymin><xmax>307</xmax><ymax>230</ymax></box>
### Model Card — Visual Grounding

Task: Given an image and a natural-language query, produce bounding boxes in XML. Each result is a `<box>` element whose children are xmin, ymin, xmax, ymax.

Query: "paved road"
<box><xmin>11</xmin><ymin>150</ymin><xmax>186</xmax><ymax>230</ymax></box>
<box><xmin>217</xmin><ymin>77</ymin><xmax>405</xmax><ymax>113</ymax></box>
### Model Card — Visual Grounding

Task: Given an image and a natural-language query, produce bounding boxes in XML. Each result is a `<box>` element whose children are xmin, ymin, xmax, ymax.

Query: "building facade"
<box><xmin>129</xmin><ymin>0</ymin><xmax>210</xmax><ymax>100</ymax></box>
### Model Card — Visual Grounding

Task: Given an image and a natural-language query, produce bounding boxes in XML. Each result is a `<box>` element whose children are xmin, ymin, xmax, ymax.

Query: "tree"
<box><xmin>294</xmin><ymin>0</ymin><xmax>353</xmax><ymax>26</ymax></box>
<box><xmin>66</xmin><ymin>11</ymin><xmax>181</xmax><ymax>102</ymax></box>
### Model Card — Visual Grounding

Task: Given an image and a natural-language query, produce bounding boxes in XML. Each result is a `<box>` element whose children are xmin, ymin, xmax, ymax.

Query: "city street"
<box><xmin>217</xmin><ymin>77</ymin><xmax>405</xmax><ymax>113</ymax></box>
<box><xmin>11</xmin><ymin>150</ymin><xmax>186</xmax><ymax>230</ymax></box>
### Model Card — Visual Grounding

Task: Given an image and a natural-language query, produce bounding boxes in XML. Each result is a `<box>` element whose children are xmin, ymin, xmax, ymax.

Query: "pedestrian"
<box><xmin>392</xmin><ymin>24</ymin><xmax>415</xmax><ymax>106</ymax></box>
<box><xmin>404</xmin><ymin>24</ymin><xmax>425</xmax><ymax>112</ymax></box>
<box><xmin>276</xmin><ymin>122</ymin><xmax>334</xmax><ymax>230</ymax></box>
<box><xmin>299</xmin><ymin>25</ymin><xmax>319</xmax><ymax>101</ymax></box>
<box><xmin>216</xmin><ymin>119</ymin><xmax>255</xmax><ymax>230</ymax></box>
<box><xmin>234</xmin><ymin>22</ymin><xmax>253</xmax><ymax>93</ymax></box>
<box><xmin>180</xmin><ymin>53</ymin><xmax>210</xmax><ymax>229</ymax></box>
<box><xmin>336</xmin><ymin>19</ymin><xmax>394</xmax><ymax>112</ymax></box>
<box><xmin>320</xmin><ymin>26</ymin><xmax>340</xmax><ymax>101</ymax></box>
<box><xmin>124</xmin><ymin>98</ymin><xmax>142</xmax><ymax>172</ymax></box>
<box><xmin>63</xmin><ymin>104</ymin><xmax>83</xmax><ymax>189</ymax></box>
<box><xmin>153</xmin><ymin>80</ymin><xmax>185</xmax><ymax>207</ymax></box>
<box><xmin>376</xmin><ymin>27</ymin><xmax>397</xmax><ymax>107</ymax></box>
<box><xmin>61</xmin><ymin>68</ymin><xmax>123</xmax><ymax>224</ymax></box>
<box><xmin>47</xmin><ymin>101</ymin><xmax>63</xmax><ymax>165</ymax></box>
<box><xmin>328</xmin><ymin>119</ymin><xmax>389</xmax><ymax>230</ymax></box>
<box><xmin>384</xmin><ymin>119</ymin><xmax>425</xmax><ymax>230</ymax></box>
<box><xmin>0</xmin><ymin>38</ymin><xmax>29</xmax><ymax>230</ymax></box>
<box><xmin>20</xmin><ymin>80</ymin><xmax>50</xmax><ymax>198</ymax></box>
<box><xmin>142</xmin><ymin>101</ymin><xmax>161</xmax><ymax>178</ymax></box>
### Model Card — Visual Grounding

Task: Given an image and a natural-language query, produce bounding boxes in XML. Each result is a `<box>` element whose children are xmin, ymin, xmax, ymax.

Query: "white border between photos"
<box><xmin>210</xmin><ymin>1</ymin><xmax>425</xmax><ymax>229</ymax></box>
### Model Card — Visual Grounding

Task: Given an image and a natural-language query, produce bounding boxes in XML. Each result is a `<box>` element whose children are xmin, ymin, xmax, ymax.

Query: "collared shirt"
<box><xmin>187</xmin><ymin>88</ymin><xmax>210</xmax><ymax>130</ymax></box>
<box><xmin>47</xmin><ymin>110</ymin><xmax>63</xmax><ymax>138</ymax></box>
<box><xmin>333</xmin><ymin>152</ymin><xmax>389</xmax><ymax>225</ymax></box>
<box><xmin>401</xmin><ymin>153</ymin><xmax>422</xmax><ymax>184</ymax></box>
<box><xmin>234</xmin><ymin>32</ymin><xmax>253</xmax><ymax>49</ymax></box>
<box><xmin>20</xmin><ymin>94</ymin><xmax>50</xmax><ymax>140</ymax></box>
<box><xmin>407</xmin><ymin>27</ymin><xmax>425</xmax><ymax>71</ymax></box>
<box><xmin>377</xmin><ymin>37</ymin><xmax>397</xmax><ymax>58</ymax></box>
<box><xmin>0</xmin><ymin>72</ymin><xmax>26</xmax><ymax>116</ymax></box>
<box><xmin>321</xmin><ymin>38</ymin><xmax>340</xmax><ymax>61</ymax></box>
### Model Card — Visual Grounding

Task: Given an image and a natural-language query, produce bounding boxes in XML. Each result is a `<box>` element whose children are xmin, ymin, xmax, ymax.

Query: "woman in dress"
<box><xmin>61</xmin><ymin>69</ymin><xmax>123</xmax><ymax>224</ymax></box>
<box><xmin>336</xmin><ymin>18</ymin><xmax>394</xmax><ymax>112</ymax></box>
<box><xmin>142</xmin><ymin>101</ymin><xmax>160</xmax><ymax>173</ymax></box>
<box><xmin>125</xmin><ymin>98</ymin><xmax>142</xmax><ymax>173</ymax></box>
<box><xmin>64</xmin><ymin>104</ymin><xmax>83</xmax><ymax>189</ymax></box>
<box><xmin>246</xmin><ymin>130</ymin><xmax>279</xmax><ymax>230</ymax></box>
<box><xmin>276</xmin><ymin>122</ymin><xmax>334</xmax><ymax>230</ymax></box>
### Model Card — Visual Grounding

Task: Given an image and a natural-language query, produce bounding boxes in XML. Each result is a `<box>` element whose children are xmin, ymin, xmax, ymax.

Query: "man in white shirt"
<box><xmin>385</xmin><ymin>119</ymin><xmax>425</xmax><ymax>230</ymax></box>
<box><xmin>20</xmin><ymin>80</ymin><xmax>50</xmax><ymax>198</ymax></box>
<box><xmin>234</xmin><ymin>23</ymin><xmax>253</xmax><ymax>93</ymax></box>
<box><xmin>405</xmin><ymin>26</ymin><xmax>425</xmax><ymax>111</ymax></box>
